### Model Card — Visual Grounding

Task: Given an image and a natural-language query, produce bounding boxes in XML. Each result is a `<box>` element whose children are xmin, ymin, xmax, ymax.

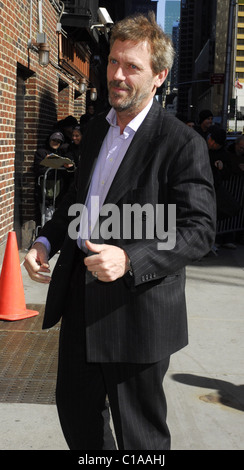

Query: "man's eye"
<box><xmin>110</xmin><ymin>59</ymin><xmax>117</xmax><ymax>64</ymax></box>
<box><xmin>130</xmin><ymin>64</ymin><xmax>137</xmax><ymax>69</ymax></box>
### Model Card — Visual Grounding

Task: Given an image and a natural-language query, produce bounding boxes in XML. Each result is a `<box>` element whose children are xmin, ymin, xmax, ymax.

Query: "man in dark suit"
<box><xmin>24</xmin><ymin>13</ymin><xmax>216</xmax><ymax>450</ymax></box>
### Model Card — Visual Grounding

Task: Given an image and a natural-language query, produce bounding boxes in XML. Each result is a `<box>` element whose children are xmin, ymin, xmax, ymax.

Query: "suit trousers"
<box><xmin>55</xmin><ymin>249</ymin><xmax>171</xmax><ymax>450</ymax></box>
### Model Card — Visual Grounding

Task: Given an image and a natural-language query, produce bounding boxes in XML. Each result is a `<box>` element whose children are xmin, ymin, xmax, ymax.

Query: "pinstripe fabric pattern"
<box><xmin>55</xmin><ymin>255</ymin><xmax>170</xmax><ymax>449</ymax></box>
<box><xmin>41</xmin><ymin>99</ymin><xmax>216</xmax><ymax>364</ymax></box>
<box><xmin>102</xmin><ymin>358</ymin><xmax>170</xmax><ymax>449</ymax></box>
<box><xmin>40</xmin><ymin>99</ymin><xmax>216</xmax><ymax>450</ymax></box>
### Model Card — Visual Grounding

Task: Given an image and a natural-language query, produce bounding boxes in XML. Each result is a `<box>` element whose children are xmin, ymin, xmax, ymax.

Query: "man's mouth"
<box><xmin>109</xmin><ymin>81</ymin><xmax>130</xmax><ymax>94</ymax></box>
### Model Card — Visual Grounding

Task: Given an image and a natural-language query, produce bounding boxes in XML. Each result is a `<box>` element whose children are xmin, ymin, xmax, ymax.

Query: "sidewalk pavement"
<box><xmin>0</xmin><ymin>244</ymin><xmax>243</xmax><ymax>450</ymax></box>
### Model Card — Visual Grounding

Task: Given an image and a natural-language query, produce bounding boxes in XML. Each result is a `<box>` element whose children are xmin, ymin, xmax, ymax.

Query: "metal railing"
<box><xmin>217</xmin><ymin>173</ymin><xmax>244</xmax><ymax>234</ymax></box>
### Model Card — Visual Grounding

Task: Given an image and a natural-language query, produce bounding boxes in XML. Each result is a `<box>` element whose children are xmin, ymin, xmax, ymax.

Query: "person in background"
<box><xmin>24</xmin><ymin>13</ymin><xmax>216</xmax><ymax>451</ymax></box>
<box><xmin>34</xmin><ymin>131</ymin><xmax>66</xmax><ymax>224</ymax></box>
<box><xmin>207</xmin><ymin>126</ymin><xmax>239</xmax><ymax>249</ymax></box>
<box><xmin>80</xmin><ymin>104</ymin><xmax>95</xmax><ymax>133</ymax></box>
<box><xmin>207</xmin><ymin>126</ymin><xmax>230</xmax><ymax>181</ymax></box>
<box><xmin>65</xmin><ymin>126</ymin><xmax>83</xmax><ymax>169</ymax></box>
<box><xmin>186</xmin><ymin>119</ymin><xmax>195</xmax><ymax>128</ymax></box>
<box><xmin>34</xmin><ymin>130</ymin><xmax>75</xmax><ymax>224</ymax></box>
<box><xmin>54</xmin><ymin>115</ymin><xmax>78</xmax><ymax>145</ymax></box>
<box><xmin>34</xmin><ymin>131</ymin><xmax>66</xmax><ymax>177</ymax></box>
<box><xmin>227</xmin><ymin>134</ymin><xmax>244</xmax><ymax>174</ymax></box>
<box><xmin>195</xmin><ymin>109</ymin><xmax>213</xmax><ymax>140</ymax></box>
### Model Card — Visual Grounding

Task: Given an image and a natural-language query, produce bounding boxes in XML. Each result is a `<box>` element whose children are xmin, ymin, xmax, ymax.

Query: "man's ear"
<box><xmin>155</xmin><ymin>69</ymin><xmax>168</xmax><ymax>88</ymax></box>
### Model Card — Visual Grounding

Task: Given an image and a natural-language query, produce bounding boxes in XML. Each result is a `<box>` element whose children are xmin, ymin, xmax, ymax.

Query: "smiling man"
<box><xmin>24</xmin><ymin>13</ymin><xmax>216</xmax><ymax>450</ymax></box>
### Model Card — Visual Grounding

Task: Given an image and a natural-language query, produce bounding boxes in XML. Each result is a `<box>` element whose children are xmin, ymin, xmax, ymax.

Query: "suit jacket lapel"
<box><xmin>77</xmin><ymin>116</ymin><xmax>110</xmax><ymax>203</ymax></box>
<box><xmin>105</xmin><ymin>100</ymin><xmax>164</xmax><ymax>206</ymax></box>
<box><xmin>77</xmin><ymin>100</ymin><xmax>165</xmax><ymax>206</ymax></box>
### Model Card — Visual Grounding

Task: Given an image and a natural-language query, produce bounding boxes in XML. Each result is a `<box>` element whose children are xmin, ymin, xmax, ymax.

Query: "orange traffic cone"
<box><xmin>0</xmin><ymin>231</ymin><xmax>39</xmax><ymax>321</ymax></box>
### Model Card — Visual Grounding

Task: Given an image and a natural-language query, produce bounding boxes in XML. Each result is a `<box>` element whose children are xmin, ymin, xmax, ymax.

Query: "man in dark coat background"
<box><xmin>24</xmin><ymin>13</ymin><xmax>216</xmax><ymax>450</ymax></box>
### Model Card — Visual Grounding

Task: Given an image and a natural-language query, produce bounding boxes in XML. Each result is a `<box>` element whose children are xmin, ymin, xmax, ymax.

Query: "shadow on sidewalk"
<box><xmin>171</xmin><ymin>373</ymin><xmax>244</xmax><ymax>412</ymax></box>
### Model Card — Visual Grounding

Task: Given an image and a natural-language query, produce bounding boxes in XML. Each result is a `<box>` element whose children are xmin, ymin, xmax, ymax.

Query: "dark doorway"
<box><xmin>14</xmin><ymin>72</ymin><xmax>25</xmax><ymax>247</ymax></box>
<box><xmin>14</xmin><ymin>64</ymin><xmax>34</xmax><ymax>248</ymax></box>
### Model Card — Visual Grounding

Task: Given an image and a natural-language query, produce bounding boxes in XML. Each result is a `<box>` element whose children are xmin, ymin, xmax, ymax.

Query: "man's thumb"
<box><xmin>85</xmin><ymin>240</ymin><xmax>103</xmax><ymax>253</ymax></box>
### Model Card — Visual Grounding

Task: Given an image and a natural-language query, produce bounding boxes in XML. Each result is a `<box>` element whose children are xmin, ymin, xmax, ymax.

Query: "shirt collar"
<box><xmin>106</xmin><ymin>99</ymin><xmax>153</xmax><ymax>132</ymax></box>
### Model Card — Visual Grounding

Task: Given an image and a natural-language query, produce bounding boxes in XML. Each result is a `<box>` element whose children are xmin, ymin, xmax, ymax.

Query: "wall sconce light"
<box><xmin>90</xmin><ymin>88</ymin><xmax>97</xmax><ymax>101</ymax></box>
<box><xmin>79</xmin><ymin>78</ymin><xmax>97</xmax><ymax>101</ymax></box>
<box><xmin>79</xmin><ymin>78</ymin><xmax>87</xmax><ymax>94</ymax></box>
<box><xmin>38</xmin><ymin>42</ymin><xmax>50</xmax><ymax>67</ymax></box>
<box><xmin>27</xmin><ymin>33</ymin><xmax>50</xmax><ymax>67</ymax></box>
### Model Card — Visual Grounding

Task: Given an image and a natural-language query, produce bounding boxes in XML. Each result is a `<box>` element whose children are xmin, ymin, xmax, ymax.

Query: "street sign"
<box><xmin>210</xmin><ymin>73</ymin><xmax>225</xmax><ymax>85</ymax></box>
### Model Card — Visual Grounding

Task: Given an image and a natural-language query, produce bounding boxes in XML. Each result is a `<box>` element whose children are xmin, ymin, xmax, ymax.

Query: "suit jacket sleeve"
<box><xmin>122</xmin><ymin>130</ymin><xmax>216</xmax><ymax>287</ymax></box>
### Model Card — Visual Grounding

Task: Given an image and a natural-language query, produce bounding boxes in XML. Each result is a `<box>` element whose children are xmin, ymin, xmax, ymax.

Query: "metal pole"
<box><xmin>222</xmin><ymin>0</ymin><xmax>236</xmax><ymax>130</ymax></box>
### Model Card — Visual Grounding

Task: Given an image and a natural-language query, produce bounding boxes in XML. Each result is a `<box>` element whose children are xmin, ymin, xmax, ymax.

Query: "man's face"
<box><xmin>88</xmin><ymin>106</ymin><xmax>94</xmax><ymax>115</ymax></box>
<box><xmin>202</xmin><ymin>116</ymin><xmax>213</xmax><ymax>130</ymax></box>
<box><xmin>72</xmin><ymin>130</ymin><xmax>82</xmax><ymax>145</ymax></box>
<box><xmin>50</xmin><ymin>139</ymin><xmax>61</xmax><ymax>150</ymax></box>
<box><xmin>107</xmin><ymin>39</ymin><xmax>167</xmax><ymax>114</ymax></box>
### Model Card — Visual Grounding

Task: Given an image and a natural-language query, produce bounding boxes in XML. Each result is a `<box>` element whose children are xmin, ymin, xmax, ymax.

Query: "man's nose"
<box><xmin>113</xmin><ymin>66</ymin><xmax>126</xmax><ymax>81</ymax></box>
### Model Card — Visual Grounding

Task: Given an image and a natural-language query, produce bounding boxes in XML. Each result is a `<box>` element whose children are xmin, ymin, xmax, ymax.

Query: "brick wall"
<box><xmin>0</xmin><ymin>0</ymin><xmax>89</xmax><ymax>249</ymax></box>
<box><xmin>0</xmin><ymin>0</ymin><xmax>18</xmax><ymax>244</ymax></box>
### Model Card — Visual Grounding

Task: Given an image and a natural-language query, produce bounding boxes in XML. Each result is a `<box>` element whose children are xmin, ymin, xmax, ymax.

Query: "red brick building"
<box><xmin>0</xmin><ymin>0</ymin><xmax>104</xmax><ymax>255</ymax></box>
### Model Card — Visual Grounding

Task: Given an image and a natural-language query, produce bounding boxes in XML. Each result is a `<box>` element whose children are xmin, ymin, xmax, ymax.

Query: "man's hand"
<box><xmin>215</xmin><ymin>160</ymin><xmax>223</xmax><ymax>170</ymax></box>
<box><xmin>84</xmin><ymin>240</ymin><xmax>130</xmax><ymax>282</ymax></box>
<box><xmin>24</xmin><ymin>242</ymin><xmax>51</xmax><ymax>284</ymax></box>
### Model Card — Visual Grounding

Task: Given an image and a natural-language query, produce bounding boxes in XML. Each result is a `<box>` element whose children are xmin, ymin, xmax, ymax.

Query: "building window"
<box><xmin>236</xmin><ymin>72</ymin><xmax>244</xmax><ymax>78</ymax></box>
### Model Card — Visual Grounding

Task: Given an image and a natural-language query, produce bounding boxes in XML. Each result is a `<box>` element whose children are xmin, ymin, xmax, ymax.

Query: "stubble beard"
<box><xmin>108</xmin><ymin>80</ymin><xmax>152</xmax><ymax>114</ymax></box>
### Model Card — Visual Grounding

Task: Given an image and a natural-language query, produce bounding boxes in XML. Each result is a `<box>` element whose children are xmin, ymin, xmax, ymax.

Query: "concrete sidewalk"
<box><xmin>165</xmin><ymin>245</ymin><xmax>244</xmax><ymax>450</ymax></box>
<box><xmin>0</xmin><ymin>245</ymin><xmax>243</xmax><ymax>450</ymax></box>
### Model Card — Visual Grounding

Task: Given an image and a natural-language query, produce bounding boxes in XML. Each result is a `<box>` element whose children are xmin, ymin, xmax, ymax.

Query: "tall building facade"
<box><xmin>160</xmin><ymin>1</ymin><xmax>181</xmax><ymax>114</ymax></box>
<box><xmin>232</xmin><ymin>0</ymin><xmax>244</xmax><ymax>126</ymax></box>
<box><xmin>235</xmin><ymin>1</ymin><xmax>244</xmax><ymax>83</ymax></box>
<box><xmin>171</xmin><ymin>21</ymin><xmax>180</xmax><ymax>88</ymax></box>
<box><xmin>164</xmin><ymin>0</ymin><xmax>181</xmax><ymax>37</ymax></box>
<box><xmin>178</xmin><ymin>0</ymin><xmax>218</xmax><ymax>121</ymax></box>
<box><xmin>176</xmin><ymin>0</ymin><xmax>243</xmax><ymax>128</ymax></box>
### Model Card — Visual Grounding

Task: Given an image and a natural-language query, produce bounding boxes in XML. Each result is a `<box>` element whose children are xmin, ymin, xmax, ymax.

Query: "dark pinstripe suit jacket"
<box><xmin>40</xmin><ymin>99</ymin><xmax>216</xmax><ymax>363</ymax></box>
